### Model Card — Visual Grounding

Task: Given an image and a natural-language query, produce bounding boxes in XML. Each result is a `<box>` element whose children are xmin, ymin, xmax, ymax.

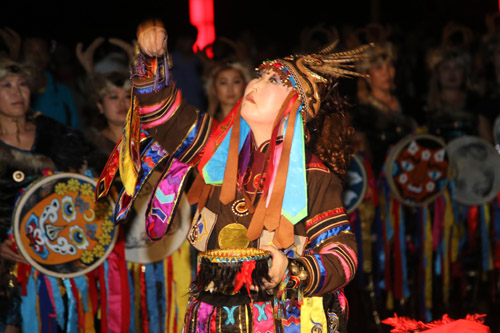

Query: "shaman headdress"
<box><xmin>200</xmin><ymin>42</ymin><xmax>371</xmax><ymax>248</ymax></box>
<box><xmin>259</xmin><ymin>41</ymin><xmax>371</xmax><ymax>120</ymax></box>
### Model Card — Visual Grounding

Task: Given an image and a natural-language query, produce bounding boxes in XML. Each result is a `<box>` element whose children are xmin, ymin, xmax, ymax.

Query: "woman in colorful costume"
<box><xmin>96</xmin><ymin>20</ymin><xmax>370</xmax><ymax>332</ymax></box>
<box><xmin>0</xmin><ymin>57</ymin><xmax>90</xmax><ymax>332</ymax></box>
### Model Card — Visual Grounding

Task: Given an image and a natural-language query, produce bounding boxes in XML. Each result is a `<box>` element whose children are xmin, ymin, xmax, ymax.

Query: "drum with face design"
<box><xmin>383</xmin><ymin>133</ymin><xmax>451</xmax><ymax>207</ymax></box>
<box><xmin>12</xmin><ymin>172</ymin><xmax>117</xmax><ymax>278</ymax></box>
<box><xmin>447</xmin><ymin>135</ymin><xmax>500</xmax><ymax>206</ymax></box>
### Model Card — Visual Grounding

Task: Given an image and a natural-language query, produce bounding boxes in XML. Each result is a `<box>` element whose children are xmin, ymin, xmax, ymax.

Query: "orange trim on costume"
<box><xmin>305</xmin><ymin>162</ymin><xmax>328</xmax><ymax>172</ymax></box>
<box><xmin>306</xmin><ymin>208</ymin><xmax>346</xmax><ymax>228</ymax></box>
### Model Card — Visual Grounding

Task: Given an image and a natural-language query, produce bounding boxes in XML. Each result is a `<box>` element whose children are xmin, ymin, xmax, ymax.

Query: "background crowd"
<box><xmin>1</xmin><ymin>5</ymin><xmax>500</xmax><ymax>333</ymax></box>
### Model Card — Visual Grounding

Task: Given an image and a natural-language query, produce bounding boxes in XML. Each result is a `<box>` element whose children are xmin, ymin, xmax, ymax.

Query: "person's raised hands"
<box><xmin>137</xmin><ymin>19</ymin><xmax>167</xmax><ymax>57</ymax></box>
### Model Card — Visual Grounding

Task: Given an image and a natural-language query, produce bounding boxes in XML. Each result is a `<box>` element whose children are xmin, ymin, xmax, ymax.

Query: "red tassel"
<box><xmin>116</xmin><ymin>230</ymin><xmax>131</xmax><ymax>332</ymax></box>
<box><xmin>16</xmin><ymin>262</ymin><xmax>31</xmax><ymax>296</ymax></box>
<box><xmin>87</xmin><ymin>271</ymin><xmax>99</xmax><ymax>317</ymax></box>
<box><xmin>166</xmin><ymin>256</ymin><xmax>174</xmax><ymax>333</ymax></box>
<box><xmin>233</xmin><ymin>260</ymin><xmax>256</xmax><ymax>297</ymax></box>
<box><xmin>467</xmin><ymin>206</ymin><xmax>479</xmax><ymax>249</ymax></box>
<box><xmin>139</xmin><ymin>265</ymin><xmax>149</xmax><ymax>333</ymax></box>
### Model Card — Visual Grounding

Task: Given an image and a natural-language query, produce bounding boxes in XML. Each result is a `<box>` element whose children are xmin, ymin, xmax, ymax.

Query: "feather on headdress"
<box><xmin>259</xmin><ymin>41</ymin><xmax>371</xmax><ymax>120</ymax></box>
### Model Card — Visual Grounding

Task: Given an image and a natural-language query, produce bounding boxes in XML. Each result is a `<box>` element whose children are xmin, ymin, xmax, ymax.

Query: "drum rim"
<box><xmin>383</xmin><ymin>133</ymin><xmax>451</xmax><ymax>207</ymax></box>
<box><xmin>447</xmin><ymin>135</ymin><xmax>500</xmax><ymax>206</ymax></box>
<box><xmin>124</xmin><ymin>191</ymin><xmax>191</xmax><ymax>263</ymax></box>
<box><xmin>344</xmin><ymin>154</ymin><xmax>368</xmax><ymax>214</ymax></box>
<box><xmin>12</xmin><ymin>172</ymin><xmax>118</xmax><ymax>278</ymax></box>
<box><xmin>493</xmin><ymin>115</ymin><xmax>500</xmax><ymax>148</ymax></box>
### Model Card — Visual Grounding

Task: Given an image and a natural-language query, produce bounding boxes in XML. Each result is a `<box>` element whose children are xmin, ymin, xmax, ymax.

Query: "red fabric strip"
<box><xmin>467</xmin><ymin>206</ymin><xmax>479</xmax><ymax>249</ymax></box>
<box><xmin>87</xmin><ymin>272</ymin><xmax>99</xmax><ymax>317</ymax></box>
<box><xmin>16</xmin><ymin>263</ymin><xmax>30</xmax><ymax>296</ymax></box>
<box><xmin>140</xmin><ymin>265</ymin><xmax>149</xmax><ymax>333</ymax></box>
<box><xmin>116</xmin><ymin>231</ymin><xmax>131</xmax><ymax>332</ymax></box>
<box><xmin>197</xmin><ymin>101</ymin><xmax>240</xmax><ymax>174</ymax></box>
<box><xmin>69</xmin><ymin>278</ymin><xmax>84</xmax><ymax>331</ymax></box>
<box><xmin>166</xmin><ymin>256</ymin><xmax>174</xmax><ymax>333</ymax></box>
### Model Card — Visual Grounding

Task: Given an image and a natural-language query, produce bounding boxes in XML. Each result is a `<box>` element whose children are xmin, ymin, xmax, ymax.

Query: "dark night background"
<box><xmin>1</xmin><ymin>0</ymin><xmax>498</xmax><ymax>55</ymax></box>
<box><xmin>2</xmin><ymin>1</ymin><xmax>500</xmax><ymax>331</ymax></box>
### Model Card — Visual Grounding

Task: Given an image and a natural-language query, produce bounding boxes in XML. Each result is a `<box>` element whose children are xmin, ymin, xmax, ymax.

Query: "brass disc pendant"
<box><xmin>218</xmin><ymin>223</ymin><xmax>250</xmax><ymax>249</ymax></box>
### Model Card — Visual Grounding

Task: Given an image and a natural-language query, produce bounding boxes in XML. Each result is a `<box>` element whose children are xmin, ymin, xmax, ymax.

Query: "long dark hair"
<box><xmin>306</xmin><ymin>82</ymin><xmax>354</xmax><ymax>183</ymax></box>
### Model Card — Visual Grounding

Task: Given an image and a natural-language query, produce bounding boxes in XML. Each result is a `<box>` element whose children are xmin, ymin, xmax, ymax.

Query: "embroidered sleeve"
<box><xmin>294</xmin><ymin>171</ymin><xmax>358</xmax><ymax>297</ymax></box>
<box><xmin>131</xmin><ymin>52</ymin><xmax>214</xmax><ymax>165</ymax></box>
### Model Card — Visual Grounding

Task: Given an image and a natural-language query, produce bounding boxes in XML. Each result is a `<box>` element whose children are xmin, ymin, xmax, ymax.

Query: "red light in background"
<box><xmin>190</xmin><ymin>0</ymin><xmax>215</xmax><ymax>58</ymax></box>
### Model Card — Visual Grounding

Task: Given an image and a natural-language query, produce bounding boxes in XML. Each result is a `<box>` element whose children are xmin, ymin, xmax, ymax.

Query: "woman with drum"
<box><xmin>0</xmin><ymin>57</ymin><xmax>89</xmax><ymax>332</ymax></box>
<box><xmin>96</xmin><ymin>19</ymin><xmax>370</xmax><ymax>332</ymax></box>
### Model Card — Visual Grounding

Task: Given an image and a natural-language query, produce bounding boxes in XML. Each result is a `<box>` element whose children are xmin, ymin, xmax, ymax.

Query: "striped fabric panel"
<box><xmin>133</xmin><ymin>77</ymin><xmax>167</xmax><ymax>95</ymax></box>
<box><xmin>300</xmin><ymin>241</ymin><xmax>357</xmax><ymax>296</ymax></box>
<box><xmin>138</xmin><ymin>87</ymin><xmax>176</xmax><ymax>116</ymax></box>
<box><xmin>299</xmin><ymin>254</ymin><xmax>326</xmax><ymax>295</ymax></box>
<box><xmin>307</xmin><ymin>212</ymin><xmax>350</xmax><ymax>247</ymax></box>
<box><xmin>174</xmin><ymin>112</ymin><xmax>214</xmax><ymax>166</ymax></box>
<box><xmin>320</xmin><ymin>242</ymin><xmax>357</xmax><ymax>287</ymax></box>
<box><xmin>139</xmin><ymin>89</ymin><xmax>181</xmax><ymax>128</ymax></box>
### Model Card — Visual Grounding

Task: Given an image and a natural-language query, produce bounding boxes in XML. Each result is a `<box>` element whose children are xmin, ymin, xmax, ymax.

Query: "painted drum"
<box><xmin>383</xmin><ymin>133</ymin><xmax>450</xmax><ymax>207</ymax></box>
<box><xmin>493</xmin><ymin>114</ymin><xmax>500</xmax><ymax>154</ymax></box>
<box><xmin>343</xmin><ymin>154</ymin><xmax>368</xmax><ymax>214</ymax></box>
<box><xmin>447</xmin><ymin>135</ymin><xmax>500</xmax><ymax>206</ymax></box>
<box><xmin>12</xmin><ymin>172</ymin><xmax>117</xmax><ymax>278</ymax></box>
<box><xmin>123</xmin><ymin>170</ymin><xmax>191</xmax><ymax>263</ymax></box>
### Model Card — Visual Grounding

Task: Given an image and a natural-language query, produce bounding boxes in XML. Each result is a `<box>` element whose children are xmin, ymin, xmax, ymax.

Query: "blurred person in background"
<box><xmin>21</xmin><ymin>35</ymin><xmax>81</xmax><ymax>129</ymax></box>
<box><xmin>0</xmin><ymin>57</ymin><xmax>89</xmax><ymax>333</ymax></box>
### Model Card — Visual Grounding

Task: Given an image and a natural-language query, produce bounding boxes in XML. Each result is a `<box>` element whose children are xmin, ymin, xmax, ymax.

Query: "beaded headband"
<box><xmin>258</xmin><ymin>41</ymin><xmax>372</xmax><ymax>120</ymax></box>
